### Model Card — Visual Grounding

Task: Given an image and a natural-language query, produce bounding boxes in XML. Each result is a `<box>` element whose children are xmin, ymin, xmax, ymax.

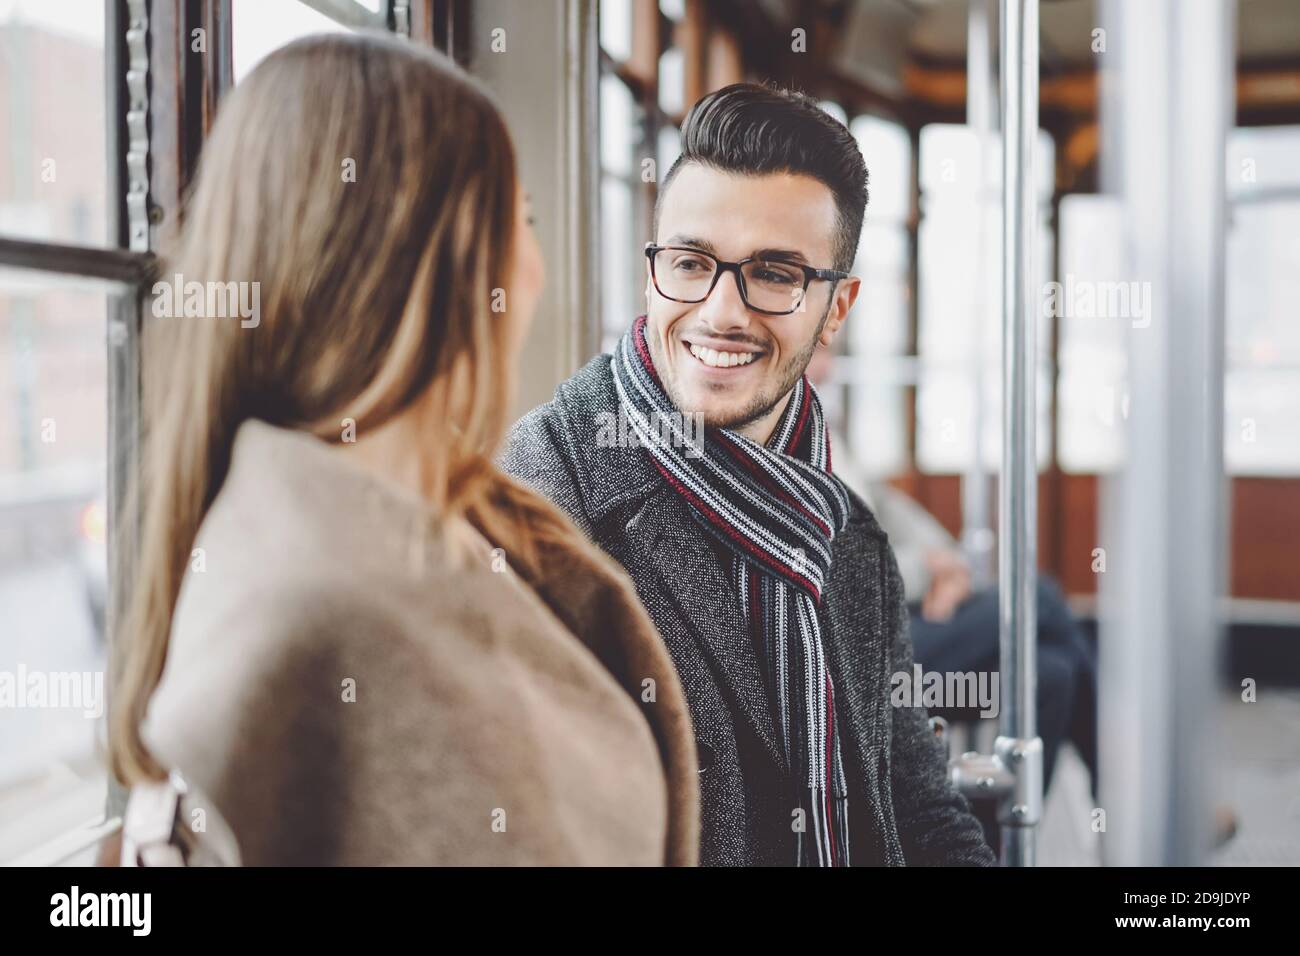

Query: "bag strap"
<box><xmin>121</xmin><ymin>771</ymin><xmax>240</xmax><ymax>867</ymax></box>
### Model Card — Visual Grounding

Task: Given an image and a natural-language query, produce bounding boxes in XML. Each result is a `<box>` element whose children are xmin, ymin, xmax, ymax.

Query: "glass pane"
<box><xmin>1227</xmin><ymin>125</ymin><xmax>1300</xmax><ymax>197</ymax></box>
<box><xmin>233</xmin><ymin>0</ymin><xmax>353</xmax><ymax>85</ymax></box>
<box><xmin>919</xmin><ymin>123</ymin><xmax>1054</xmax><ymax>204</ymax></box>
<box><xmin>843</xmin><ymin>223</ymin><xmax>910</xmax><ymax>475</ymax></box>
<box><xmin>1225</xmin><ymin>198</ymin><xmax>1300</xmax><ymax>473</ymax></box>
<box><xmin>1060</xmin><ymin>188</ymin><xmax>1300</xmax><ymax>475</ymax></box>
<box><xmin>599</xmin><ymin>0</ymin><xmax>632</xmax><ymax>61</ymax></box>
<box><xmin>657</xmin><ymin>124</ymin><xmax>681</xmax><ymax>182</ymax></box>
<box><xmin>855</xmin><ymin>220</ymin><xmax>908</xmax><ymax>277</ymax></box>
<box><xmin>851</xmin><ymin>115</ymin><xmax>912</xmax><ymax>223</ymax></box>
<box><xmin>1227</xmin><ymin>201</ymin><xmax>1300</xmax><ymax>369</ymax></box>
<box><xmin>1056</xmin><ymin>193</ymin><xmax>1128</xmax><ymax>473</ymax></box>
<box><xmin>600</xmin><ymin>73</ymin><xmax>636</xmax><ymax>176</ymax></box>
<box><xmin>0</xmin><ymin>267</ymin><xmax>109</xmax><ymax>863</ymax></box>
<box><xmin>601</xmin><ymin>176</ymin><xmax>636</xmax><ymax>345</ymax></box>
<box><xmin>1058</xmin><ymin>360</ymin><xmax>1127</xmax><ymax>473</ymax></box>
<box><xmin>848</xmin><ymin>382</ymin><xmax>906</xmax><ymax>478</ymax></box>
<box><xmin>839</xmin><ymin>115</ymin><xmax>913</xmax><ymax>476</ymax></box>
<box><xmin>818</xmin><ymin>99</ymin><xmax>847</xmax><ymax>126</ymax></box>
<box><xmin>658</xmin><ymin>46</ymin><xmax>683</xmax><ymax>117</ymax></box>
<box><xmin>0</xmin><ymin>0</ymin><xmax>107</xmax><ymax>247</ymax></box>
<box><xmin>916</xmin><ymin>123</ymin><xmax>1054</xmax><ymax>473</ymax></box>
<box><xmin>916</xmin><ymin>368</ymin><xmax>1052</xmax><ymax>473</ymax></box>
<box><xmin>1225</xmin><ymin>369</ymin><xmax>1300</xmax><ymax>475</ymax></box>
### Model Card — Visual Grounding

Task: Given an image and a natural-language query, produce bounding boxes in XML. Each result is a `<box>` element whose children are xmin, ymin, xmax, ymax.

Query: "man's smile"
<box><xmin>681</xmin><ymin>336</ymin><xmax>767</xmax><ymax>374</ymax></box>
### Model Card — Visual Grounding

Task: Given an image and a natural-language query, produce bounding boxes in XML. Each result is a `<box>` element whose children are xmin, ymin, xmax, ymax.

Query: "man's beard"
<box><xmin>652</xmin><ymin>303</ymin><xmax>831</xmax><ymax>435</ymax></box>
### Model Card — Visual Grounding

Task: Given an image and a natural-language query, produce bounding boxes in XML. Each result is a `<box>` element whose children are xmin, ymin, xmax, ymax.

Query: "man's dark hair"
<box><xmin>656</xmin><ymin>82</ymin><xmax>869</xmax><ymax>273</ymax></box>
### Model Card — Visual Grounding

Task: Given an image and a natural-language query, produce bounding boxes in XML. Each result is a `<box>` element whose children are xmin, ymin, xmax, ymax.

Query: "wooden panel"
<box><xmin>1231</xmin><ymin>477</ymin><xmax>1300</xmax><ymax>599</ymax></box>
<box><xmin>1056</xmin><ymin>473</ymin><xmax>1100</xmax><ymax>596</ymax></box>
<box><xmin>705</xmin><ymin>25</ymin><xmax>742</xmax><ymax>92</ymax></box>
<box><xmin>891</xmin><ymin>471</ymin><xmax>1300</xmax><ymax>601</ymax></box>
<box><xmin>681</xmin><ymin>0</ymin><xmax>707</xmax><ymax>107</ymax></box>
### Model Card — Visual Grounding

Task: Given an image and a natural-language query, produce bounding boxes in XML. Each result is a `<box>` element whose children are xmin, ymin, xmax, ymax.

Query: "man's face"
<box><xmin>645</xmin><ymin>164</ymin><xmax>860</xmax><ymax>440</ymax></box>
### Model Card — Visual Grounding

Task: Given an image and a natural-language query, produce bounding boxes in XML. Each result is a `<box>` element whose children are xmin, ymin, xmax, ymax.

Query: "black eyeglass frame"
<box><xmin>644</xmin><ymin>243</ymin><xmax>850</xmax><ymax>316</ymax></box>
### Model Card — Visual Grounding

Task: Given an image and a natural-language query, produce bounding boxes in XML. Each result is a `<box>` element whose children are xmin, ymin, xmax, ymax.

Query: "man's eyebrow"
<box><xmin>664</xmin><ymin>234</ymin><xmax>717</xmax><ymax>255</ymax></box>
<box><xmin>752</xmin><ymin>247</ymin><xmax>809</xmax><ymax>264</ymax></box>
<box><xmin>664</xmin><ymin>236</ymin><xmax>811</xmax><ymax>264</ymax></box>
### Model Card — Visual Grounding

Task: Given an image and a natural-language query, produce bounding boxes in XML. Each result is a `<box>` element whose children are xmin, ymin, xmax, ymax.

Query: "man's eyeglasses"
<box><xmin>645</xmin><ymin>244</ymin><xmax>849</xmax><ymax>317</ymax></box>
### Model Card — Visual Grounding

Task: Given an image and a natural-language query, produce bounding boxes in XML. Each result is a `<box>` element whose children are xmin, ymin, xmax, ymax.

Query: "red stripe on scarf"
<box><xmin>631</xmin><ymin>315</ymin><xmax>664</xmax><ymax>389</ymax></box>
<box><xmin>785</xmin><ymin>376</ymin><xmax>813</xmax><ymax>456</ymax></box>
<box><xmin>650</xmin><ymin>458</ymin><xmax>822</xmax><ymax>598</ymax></box>
<box><xmin>715</xmin><ymin>430</ymin><xmax>833</xmax><ymax>539</ymax></box>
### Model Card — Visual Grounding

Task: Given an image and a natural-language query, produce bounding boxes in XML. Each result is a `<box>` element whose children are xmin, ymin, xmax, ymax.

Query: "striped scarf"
<box><xmin>612</xmin><ymin>316</ymin><xmax>853</xmax><ymax>866</ymax></box>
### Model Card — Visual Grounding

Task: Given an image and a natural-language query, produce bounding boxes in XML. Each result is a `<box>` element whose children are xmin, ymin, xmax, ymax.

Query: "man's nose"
<box><xmin>697</xmin><ymin>267</ymin><xmax>752</xmax><ymax>332</ymax></box>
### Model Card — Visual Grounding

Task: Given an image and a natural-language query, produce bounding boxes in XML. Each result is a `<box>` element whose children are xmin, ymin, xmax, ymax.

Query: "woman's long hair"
<box><xmin>110</xmin><ymin>33</ymin><xmax>581</xmax><ymax>785</ymax></box>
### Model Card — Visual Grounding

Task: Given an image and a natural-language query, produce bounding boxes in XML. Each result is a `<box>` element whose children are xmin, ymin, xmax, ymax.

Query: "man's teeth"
<box><xmin>688</xmin><ymin>343</ymin><xmax>758</xmax><ymax>368</ymax></box>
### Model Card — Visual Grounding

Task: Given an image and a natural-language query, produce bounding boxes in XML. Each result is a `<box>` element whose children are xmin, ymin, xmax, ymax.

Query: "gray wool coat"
<box><xmin>501</xmin><ymin>354</ymin><xmax>997</xmax><ymax>867</ymax></box>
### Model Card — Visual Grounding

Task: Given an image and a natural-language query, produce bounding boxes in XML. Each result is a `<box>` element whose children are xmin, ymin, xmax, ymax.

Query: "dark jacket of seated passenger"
<box><xmin>500</xmin><ymin>354</ymin><xmax>996</xmax><ymax>867</ymax></box>
<box><xmin>142</xmin><ymin>418</ymin><xmax>699</xmax><ymax>866</ymax></box>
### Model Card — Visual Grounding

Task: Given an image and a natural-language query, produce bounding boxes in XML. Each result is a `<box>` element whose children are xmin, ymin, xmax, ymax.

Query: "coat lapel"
<box><xmin>624</xmin><ymin>485</ymin><xmax>788</xmax><ymax>774</ymax></box>
<box><xmin>554</xmin><ymin>353</ymin><xmax>787</xmax><ymax>774</ymax></box>
<box><xmin>820</xmin><ymin>513</ymin><xmax>892</xmax><ymax>838</ymax></box>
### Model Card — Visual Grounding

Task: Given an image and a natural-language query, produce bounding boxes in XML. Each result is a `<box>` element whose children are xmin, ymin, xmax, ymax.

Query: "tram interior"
<box><xmin>0</xmin><ymin>0</ymin><xmax>1297</xmax><ymax>867</ymax></box>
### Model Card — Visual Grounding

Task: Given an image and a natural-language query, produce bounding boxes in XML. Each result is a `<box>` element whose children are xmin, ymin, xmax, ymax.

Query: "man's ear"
<box><xmin>818</xmin><ymin>275</ymin><xmax>861</xmax><ymax>348</ymax></box>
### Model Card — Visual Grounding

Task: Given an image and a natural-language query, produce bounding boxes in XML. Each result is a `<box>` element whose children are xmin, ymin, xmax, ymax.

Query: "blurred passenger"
<box><xmin>857</xmin><ymin>483</ymin><xmax>1097</xmax><ymax>798</ymax></box>
<box><xmin>108</xmin><ymin>34</ymin><xmax>698</xmax><ymax>865</ymax></box>
<box><xmin>806</xmin><ymin>347</ymin><xmax>1098</xmax><ymax>812</ymax></box>
<box><xmin>811</xmin><ymin>351</ymin><xmax>1244</xmax><ymax>853</ymax></box>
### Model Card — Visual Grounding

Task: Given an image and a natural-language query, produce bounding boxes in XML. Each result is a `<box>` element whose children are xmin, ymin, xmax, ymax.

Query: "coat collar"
<box><xmin>554</xmin><ymin>352</ymin><xmax>891</xmax><ymax>540</ymax></box>
<box><xmin>551</xmin><ymin>354</ymin><xmax>662</xmax><ymax>523</ymax></box>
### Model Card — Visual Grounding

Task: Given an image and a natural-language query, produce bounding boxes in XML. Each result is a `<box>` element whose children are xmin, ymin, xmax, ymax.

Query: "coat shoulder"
<box><xmin>499</xmin><ymin>353</ymin><xmax>658</xmax><ymax>528</ymax></box>
<box><xmin>499</xmin><ymin>353</ymin><xmax>613</xmax><ymax>490</ymax></box>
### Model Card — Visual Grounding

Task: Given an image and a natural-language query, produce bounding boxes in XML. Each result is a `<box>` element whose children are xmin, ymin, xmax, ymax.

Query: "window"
<box><xmin>599</xmin><ymin>63</ymin><xmax>640</xmax><ymax>349</ymax></box>
<box><xmin>0</xmin><ymin>0</ymin><xmax>408</xmax><ymax>866</ymax></box>
<box><xmin>596</xmin><ymin>0</ymin><xmax>742</xmax><ymax>355</ymax></box>
<box><xmin>1225</xmin><ymin>126</ymin><xmax>1300</xmax><ymax>475</ymax></box>
<box><xmin>916</xmin><ymin>123</ymin><xmax>1054</xmax><ymax>473</ymax></box>
<box><xmin>598</xmin><ymin>0</ymin><xmax>680</xmax><ymax>352</ymax></box>
<box><xmin>839</xmin><ymin>115</ymin><xmax>911</xmax><ymax>478</ymax></box>
<box><xmin>1055</xmin><ymin>193</ymin><xmax>1126</xmax><ymax>473</ymax></box>
<box><xmin>232</xmin><ymin>0</ymin><xmax>362</xmax><ymax>84</ymax></box>
<box><xmin>0</xmin><ymin>268</ymin><xmax>113</xmax><ymax>863</ymax></box>
<box><xmin>0</xmin><ymin>0</ymin><xmax>115</xmax><ymax>864</ymax></box>
<box><xmin>1057</xmin><ymin>126</ymin><xmax>1300</xmax><ymax>475</ymax></box>
<box><xmin>0</xmin><ymin>1</ymin><xmax>108</xmax><ymax>248</ymax></box>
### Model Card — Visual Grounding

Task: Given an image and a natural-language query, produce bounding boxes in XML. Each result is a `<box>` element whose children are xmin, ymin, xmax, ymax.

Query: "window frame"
<box><xmin>0</xmin><ymin>0</ymin><xmax>417</xmax><ymax>865</ymax></box>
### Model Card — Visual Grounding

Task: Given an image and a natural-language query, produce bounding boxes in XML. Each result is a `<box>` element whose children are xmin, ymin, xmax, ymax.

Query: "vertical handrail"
<box><xmin>963</xmin><ymin>0</ymin><xmax>995</xmax><ymax>589</ymax></box>
<box><xmin>996</xmin><ymin>0</ymin><xmax>1043</xmax><ymax>868</ymax></box>
<box><xmin>948</xmin><ymin>0</ymin><xmax>1044</xmax><ymax>865</ymax></box>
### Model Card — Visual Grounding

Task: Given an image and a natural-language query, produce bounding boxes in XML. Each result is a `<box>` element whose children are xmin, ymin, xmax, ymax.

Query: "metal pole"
<box><xmin>963</xmin><ymin>0</ymin><xmax>996</xmax><ymax>588</ymax></box>
<box><xmin>995</xmin><ymin>0</ymin><xmax>1042</xmax><ymax>867</ymax></box>
<box><xmin>949</xmin><ymin>0</ymin><xmax>1043</xmax><ymax>866</ymax></box>
<box><xmin>1099</xmin><ymin>0</ymin><xmax>1231</xmax><ymax>866</ymax></box>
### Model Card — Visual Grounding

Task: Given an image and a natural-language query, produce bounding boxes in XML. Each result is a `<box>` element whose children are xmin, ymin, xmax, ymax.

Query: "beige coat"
<box><xmin>142</xmin><ymin>420</ymin><xmax>699</xmax><ymax>865</ymax></box>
